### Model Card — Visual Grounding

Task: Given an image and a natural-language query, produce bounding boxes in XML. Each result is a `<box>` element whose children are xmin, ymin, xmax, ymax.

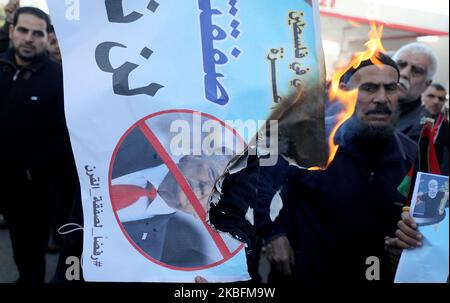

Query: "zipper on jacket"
<box><xmin>13</xmin><ymin>69</ymin><xmax>21</xmax><ymax>81</ymax></box>
<box><xmin>369</xmin><ymin>171</ymin><xmax>375</xmax><ymax>182</ymax></box>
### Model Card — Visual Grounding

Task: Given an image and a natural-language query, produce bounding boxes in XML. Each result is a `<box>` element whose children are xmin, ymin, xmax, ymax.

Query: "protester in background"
<box><xmin>385</xmin><ymin>93</ymin><xmax>449</xmax><ymax>273</ymax></box>
<box><xmin>1</xmin><ymin>2</ymin><xmax>74</xmax><ymax>255</ymax></box>
<box><xmin>0</xmin><ymin>0</ymin><xmax>19</xmax><ymax>52</ymax></box>
<box><xmin>0</xmin><ymin>1</ymin><xmax>63</xmax><ymax>63</ymax></box>
<box><xmin>0</xmin><ymin>7</ymin><xmax>76</xmax><ymax>284</ymax></box>
<box><xmin>0</xmin><ymin>0</ymin><xmax>19</xmax><ymax>227</ymax></box>
<box><xmin>47</xmin><ymin>26</ymin><xmax>62</xmax><ymax>63</ymax></box>
<box><xmin>393</xmin><ymin>42</ymin><xmax>438</xmax><ymax>142</ymax></box>
<box><xmin>421</xmin><ymin>83</ymin><xmax>447</xmax><ymax>119</ymax></box>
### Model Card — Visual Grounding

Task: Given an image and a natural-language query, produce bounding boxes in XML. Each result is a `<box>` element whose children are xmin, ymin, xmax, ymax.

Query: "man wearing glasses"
<box><xmin>393</xmin><ymin>42</ymin><xmax>439</xmax><ymax>142</ymax></box>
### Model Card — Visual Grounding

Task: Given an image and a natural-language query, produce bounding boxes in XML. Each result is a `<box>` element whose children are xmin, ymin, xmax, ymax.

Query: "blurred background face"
<box><xmin>47</xmin><ymin>32</ymin><xmax>61</xmax><ymax>62</ymax></box>
<box><xmin>395</xmin><ymin>51</ymin><xmax>432</xmax><ymax>102</ymax></box>
<box><xmin>9</xmin><ymin>13</ymin><xmax>49</xmax><ymax>64</ymax></box>
<box><xmin>422</xmin><ymin>85</ymin><xmax>447</xmax><ymax>117</ymax></box>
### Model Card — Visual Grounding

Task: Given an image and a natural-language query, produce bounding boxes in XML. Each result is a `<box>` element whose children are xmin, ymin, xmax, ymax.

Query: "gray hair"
<box><xmin>393</xmin><ymin>42</ymin><xmax>438</xmax><ymax>80</ymax></box>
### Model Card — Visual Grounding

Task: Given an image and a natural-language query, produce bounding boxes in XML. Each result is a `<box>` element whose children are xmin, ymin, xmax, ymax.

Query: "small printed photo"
<box><xmin>411</xmin><ymin>172</ymin><xmax>449</xmax><ymax>226</ymax></box>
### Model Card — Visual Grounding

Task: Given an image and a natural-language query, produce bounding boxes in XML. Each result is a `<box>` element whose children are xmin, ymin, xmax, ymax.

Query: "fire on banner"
<box><xmin>47</xmin><ymin>0</ymin><xmax>326</xmax><ymax>282</ymax></box>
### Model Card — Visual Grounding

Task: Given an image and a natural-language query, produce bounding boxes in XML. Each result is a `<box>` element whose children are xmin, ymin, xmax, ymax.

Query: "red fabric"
<box><xmin>111</xmin><ymin>184</ymin><xmax>157</xmax><ymax>210</ymax></box>
<box><xmin>428</xmin><ymin>134</ymin><xmax>441</xmax><ymax>175</ymax></box>
<box><xmin>428</xmin><ymin>116</ymin><xmax>443</xmax><ymax>175</ymax></box>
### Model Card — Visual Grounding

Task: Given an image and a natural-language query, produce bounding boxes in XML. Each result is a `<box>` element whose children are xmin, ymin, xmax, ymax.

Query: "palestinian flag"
<box><xmin>397</xmin><ymin>165</ymin><xmax>414</xmax><ymax>199</ymax></box>
<box><xmin>398</xmin><ymin>112</ymin><xmax>449</xmax><ymax>205</ymax></box>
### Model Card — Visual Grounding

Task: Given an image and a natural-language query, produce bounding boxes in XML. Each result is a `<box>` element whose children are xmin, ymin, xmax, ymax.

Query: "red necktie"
<box><xmin>111</xmin><ymin>182</ymin><xmax>157</xmax><ymax>211</ymax></box>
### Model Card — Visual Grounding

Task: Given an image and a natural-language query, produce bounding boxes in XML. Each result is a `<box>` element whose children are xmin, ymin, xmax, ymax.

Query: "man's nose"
<box><xmin>373</xmin><ymin>88</ymin><xmax>389</xmax><ymax>103</ymax></box>
<box><xmin>23</xmin><ymin>32</ymin><xmax>34</xmax><ymax>42</ymax></box>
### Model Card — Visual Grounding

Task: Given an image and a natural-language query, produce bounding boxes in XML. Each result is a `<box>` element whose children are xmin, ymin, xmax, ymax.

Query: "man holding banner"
<box><xmin>210</xmin><ymin>50</ymin><xmax>418</xmax><ymax>283</ymax></box>
<box><xmin>0</xmin><ymin>6</ymin><xmax>71</xmax><ymax>284</ymax></box>
<box><xmin>47</xmin><ymin>0</ymin><xmax>326</xmax><ymax>282</ymax></box>
<box><xmin>388</xmin><ymin>98</ymin><xmax>449</xmax><ymax>283</ymax></box>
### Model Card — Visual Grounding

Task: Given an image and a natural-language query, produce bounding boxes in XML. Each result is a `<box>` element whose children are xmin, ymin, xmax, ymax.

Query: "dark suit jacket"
<box><xmin>122</xmin><ymin>212</ymin><xmax>216</xmax><ymax>268</ymax></box>
<box><xmin>112</xmin><ymin>127</ymin><xmax>164</xmax><ymax>179</ymax></box>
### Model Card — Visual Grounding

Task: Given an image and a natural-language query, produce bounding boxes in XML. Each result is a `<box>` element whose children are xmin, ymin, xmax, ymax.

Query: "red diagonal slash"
<box><xmin>138</xmin><ymin>122</ymin><xmax>232</xmax><ymax>259</ymax></box>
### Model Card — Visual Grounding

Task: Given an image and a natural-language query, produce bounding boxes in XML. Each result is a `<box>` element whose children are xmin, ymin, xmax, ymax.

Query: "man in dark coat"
<box><xmin>0</xmin><ymin>7</ymin><xmax>74</xmax><ymax>284</ymax></box>
<box><xmin>276</xmin><ymin>52</ymin><xmax>417</xmax><ymax>284</ymax></box>
<box><xmin>393</xmin><ymin>42</ymin><xmax>438</xmax><ymax>142</ymax></box>
<box><xmin>209</xmin><ymin>52</ymin><xmax>417</xmax><ymax>284</ymax></box>
<box><xmin>0</xmin><ymin>1</ymin><xmax>19</xmax><ymax>52</ymax></box>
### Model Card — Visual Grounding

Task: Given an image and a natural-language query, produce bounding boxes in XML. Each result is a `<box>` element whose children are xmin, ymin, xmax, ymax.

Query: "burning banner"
<box><xmin>325</xmin><ymin>21</ymin><xmax>388</xmax><ymax>167</ymax></box>
<box><xmin>47</xmin><ymin>0</ymin><xmax>326</xmax><ymax>282</ymax></box>
<box><xmin>207</xmin><ymin>22</ymin><xmax>392</xmax><ymax>247</ymax></box>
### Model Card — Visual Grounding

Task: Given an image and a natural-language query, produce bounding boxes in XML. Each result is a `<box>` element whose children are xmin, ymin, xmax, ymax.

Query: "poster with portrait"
<box><xmin>46</xmin><ymin>0</ymin><xmax>325</xmax><ymax>282</ymax></box>
<box><xmin>395</xmin><ymin>172</ymin><xmax>449</xmax><ymax>283</ymax></box>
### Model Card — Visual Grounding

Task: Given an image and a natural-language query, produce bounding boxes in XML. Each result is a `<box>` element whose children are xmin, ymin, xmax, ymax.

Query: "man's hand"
<box><xmin>384</xmin><ymin>212</ymin><xmax>422</xmax><ymax>273</ymax></box>
<box><xmin>5</xmin><ymin>0</ymin><xmax>20</xmax><ymax>24</ymax></box>
<box><xmin>384</xmin><ymin>236</ymin><xmax>402</xmax><ymax>273</ymax></box>
<box><xmin>265</xmin><ymin>235</ymin><xmax>295</xmax><ymax>276</ymax></box>
<box><xmin>195</xmin><ymin>276</ymin><xmax>208</xmax><ymax>283</ymax></box>
<box><xmin>394</xmin><ymin>211</ymin><xmax>423</xmax><ymax>249</ymax></box>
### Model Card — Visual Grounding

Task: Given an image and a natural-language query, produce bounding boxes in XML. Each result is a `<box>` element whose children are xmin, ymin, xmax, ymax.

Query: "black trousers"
<box><xmin>1</xmin><ymin>169</ymin><xmax>51</xmax><ymax>284</ymax></box>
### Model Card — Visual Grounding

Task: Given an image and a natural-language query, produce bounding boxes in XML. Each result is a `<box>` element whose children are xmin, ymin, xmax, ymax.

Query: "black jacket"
<box><xmin>0</xmin><ymin>22</ymin><xmax>10</xmax><ymax>53</ymax></box>
<box><xmin>208</xmin><ymin>154</ymin><xmax>295</xmax><ymax>247</ymax></box>
<box><xmin>395</xmin><ymin>98</ymin><xmax>427</xmax><ymax>142</ymax></box>
<box><xmin>0</xmin><ymin>49</ymin><xmax>69</xmax><ymax>179</ymax></box>
<box><xmin>281</xmin><ymin>129</ymin><xmax>417</xmax><ymax>284</ymax></box>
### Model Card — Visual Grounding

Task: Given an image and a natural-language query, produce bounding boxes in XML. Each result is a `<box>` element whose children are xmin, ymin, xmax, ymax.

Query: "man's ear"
<box><xmin>425</xmin><ymin>79</ymin><xmax>432</xmax><ymax>88</ymax></box>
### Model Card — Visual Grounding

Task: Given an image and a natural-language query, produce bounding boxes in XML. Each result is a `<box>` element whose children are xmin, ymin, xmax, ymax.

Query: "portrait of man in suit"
<box><xmin>109</xmin><ymin>112</ymin><xmax>243</xmax><ymax>268</ymax></box>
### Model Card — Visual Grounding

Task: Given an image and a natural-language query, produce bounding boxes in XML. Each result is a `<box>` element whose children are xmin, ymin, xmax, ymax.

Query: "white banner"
<box><xmin>47</xmin><ymin>0</ymin><xmax>324</xmax><ymax>282</ymax></box>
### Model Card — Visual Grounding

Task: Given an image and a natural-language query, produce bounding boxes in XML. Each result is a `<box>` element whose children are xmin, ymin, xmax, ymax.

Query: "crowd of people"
<box><xmin>0</xmin><ymin>1</ymin><xmax>448</xmax><ymax>285</ymax></box>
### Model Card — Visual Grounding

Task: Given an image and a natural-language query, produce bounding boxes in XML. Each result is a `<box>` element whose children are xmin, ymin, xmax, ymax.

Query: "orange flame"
<box><xmin>309</xmin><ymin>22</ymin><xmax>387</xmax><ymax>171</ymax></box>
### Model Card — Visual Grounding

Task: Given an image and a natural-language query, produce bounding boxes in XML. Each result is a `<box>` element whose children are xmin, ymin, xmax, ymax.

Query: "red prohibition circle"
<box><xmin>109</xmin><ymin>109</ymin><xmax>246</xmax><ymax>271</ymax></box>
